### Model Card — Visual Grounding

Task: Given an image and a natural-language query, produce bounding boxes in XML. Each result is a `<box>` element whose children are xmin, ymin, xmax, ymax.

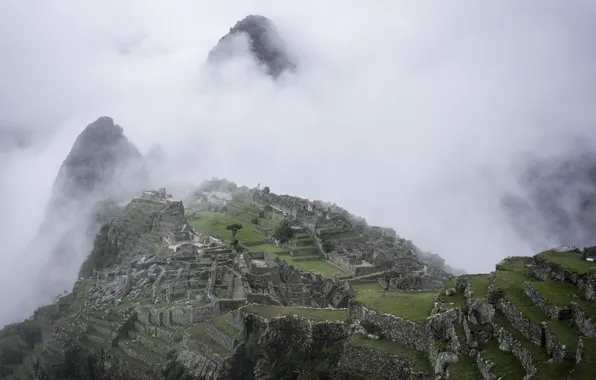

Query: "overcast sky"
<box><xmin>1</xmin><ymin>1</ymin><xmax>596</xmax><ymax>323</ymax></box>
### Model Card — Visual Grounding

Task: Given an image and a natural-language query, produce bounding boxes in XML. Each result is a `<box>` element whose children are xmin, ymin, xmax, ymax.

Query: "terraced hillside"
<box><xmin>3</xmin><ymin>183</ymin><xmax>596</xmax><ymax>379</ymax></box>
<box><xmin>186</xmin><ymin>203</ymin><xmax>350</xmax><ymax>277</ymax></box>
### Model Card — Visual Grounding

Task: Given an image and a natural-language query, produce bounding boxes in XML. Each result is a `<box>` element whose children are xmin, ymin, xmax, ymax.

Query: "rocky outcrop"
<box><xmin>208</xmin><ymin>15</ymin><xmax>295</xmax><ymax>77</ymax></box>
<box><xmin>22</xmin><ymin>117</ymin><xmax>149</xmax><ymax>321</ymax></box>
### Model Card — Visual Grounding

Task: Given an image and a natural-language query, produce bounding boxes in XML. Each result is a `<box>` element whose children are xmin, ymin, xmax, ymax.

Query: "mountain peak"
<box><xmin>208</xmin><ymin>14</ymin><xmax>295</xmax><ymax>78</ymax></box>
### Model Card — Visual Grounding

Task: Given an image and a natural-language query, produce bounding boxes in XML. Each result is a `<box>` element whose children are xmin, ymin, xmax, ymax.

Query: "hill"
<box><xmin>1</xmin><ymin>182</ymin><xmax>595</xmax><ymax>379</ymax></box>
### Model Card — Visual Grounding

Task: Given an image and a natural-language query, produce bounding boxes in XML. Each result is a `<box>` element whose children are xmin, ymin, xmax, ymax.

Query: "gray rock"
<box><xmin>208</xmin><ymin>15</ymin><xmax>295</xmax><ymax>77</ymax></box>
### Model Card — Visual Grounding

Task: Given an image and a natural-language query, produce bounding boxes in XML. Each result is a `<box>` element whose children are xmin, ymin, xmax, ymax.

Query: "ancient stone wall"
<box><xmin>206</xmin><ymin>323</ymin><xmax>237</xmax><ymax>351</ymax></box>
<box><xmin>497</xmin><ymin>299</ymin><xmax>543</xmax><ymax>346</ymax></box>
<box><xmin>338</xmin><ymin>343</ymin><xmax>431</xmax><ymax>380</ymax></box>
<box><xmin>215</xmin><ymin>299</ymin><xmax>247</xmax><ymax>313</ymax></box>
<box><xmin>492</xmin><ymin>323</ymin><xmax>536</xmax><ymax>377</ymax></box>
<box><xmin>532</xmin><ymin>256</ymin><xmax>596</xmax><ymax>301</ymax></box>
<box><xmin>571</xmin><ymin>303</ymin><xmax>596</xmax><ymax>337</ymax></box>
<box><xmin>348</xmin><ymin>301</ymin><xmax>428</xmax><ymax>352</ymax></box>
<box><xmin>524</xmin><ymin>282</ymin><xmax>567</xmax><ymax>319</ymax></box>
<box><xmin>542</xmin><ymin>321</ymin><xmax>569</xmax><ymax>361</ymax></box>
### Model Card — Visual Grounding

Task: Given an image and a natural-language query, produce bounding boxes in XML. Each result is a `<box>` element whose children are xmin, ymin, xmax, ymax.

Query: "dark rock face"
<box><xmin>25</xmin><ymin>117</ymin><xmax>148</xmax><ymax>317</ymax></box>
<box><xmin>502</xmin><ymin>151</ymin><xmax>596</xmax><ymax>250</ymax></box>
<box><xmin>208</xmin><ymin>15</ymin><xmax>295</xmax><ymax>77</ymax></box>
<box><xmin>50</xmin><ymin>116</ymin><xmax>148</xmax><ymax>209</ymax></box>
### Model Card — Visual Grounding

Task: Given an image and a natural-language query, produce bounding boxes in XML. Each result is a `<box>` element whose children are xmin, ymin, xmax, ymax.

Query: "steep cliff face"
<box><xmin>50</xmin><ymin>116</ymin><xmax>148</xmax><ymax>210</ymax></box>
<box><xmin>208</xmin><ymin>15</ymin><xmax>296</xmax><ymax>78</ymax></box>
<box><xmin>24</xmin><ymin>116</ymin><xmax>148</xmax><ymax>324</ymax></box>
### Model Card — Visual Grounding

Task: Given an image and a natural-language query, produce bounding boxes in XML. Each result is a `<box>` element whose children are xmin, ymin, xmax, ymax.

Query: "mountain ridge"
<box><xmin>1</xmin><ymin>181</ymin><xmax>595</xmax><ymax>379</ymax></box>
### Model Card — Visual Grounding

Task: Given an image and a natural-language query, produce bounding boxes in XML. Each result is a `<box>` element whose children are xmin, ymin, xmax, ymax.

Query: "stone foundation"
<box><xmin>348</xmin><ymin>301</ymin><xmax>429</xmax><ymax>352</ymax></box>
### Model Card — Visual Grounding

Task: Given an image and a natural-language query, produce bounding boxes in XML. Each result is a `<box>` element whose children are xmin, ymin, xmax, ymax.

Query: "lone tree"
<box><xmin>226</xmin><ymin>223</ymin><xmax>243</xmax><ymax>240</ymax></box>
<box><xmin>263</xmin><ymin>186</ymin><xmax>270</xmax><ymax>194</ymax></box>
<box><xmin>273</xmin><ymin>221</ymin><xmax>294</xmax><ymax>243</ymax></box>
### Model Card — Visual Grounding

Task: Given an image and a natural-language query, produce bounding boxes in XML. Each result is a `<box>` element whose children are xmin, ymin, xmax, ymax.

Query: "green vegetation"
<box><xmin>213</xmin><ymin>315</ymin><xmax>242</xmax><ymax>339</ymax></box>
<box><xmin>492</xmin><ymin>311</ymin><xmax>547</xmax><ymax>362</ymax></box>
<box><xmin>189</xmin><ymin>212</ymin><xmax>262</xmax><ymax>244</ymax></box>
<box><xmin>534</xmin><ymin>360</ymin><xmax>575</xmax><ymax>379</ymax></box>
<box><xmin>187</xmin><ymin>322</ymin><xmax>230</xmax><ymax>356</ymax></box>
<box><xmin>499</xmin><ymin>256</ymin><xmax>533</xmax><ymax>273</ymax></box>
<box><xmin>530</xmin><ymin>281</ymin><xmax>596</xmax><ymax>319</ymax></box>
<box><xmin>447</xmin><ymin>356</ymin><xmax>483</xmax><ymax>380</ymax></box>
<box><xmin>79</xmin><ymin>222</ymin><xmax>118</xmax><ymax>278</ymax></box>
<box><xmin>348</xmin><ymin>334</ymin><xmax>431</xmax><ymax>372</ymax></box>
<box><xmin>443</xmin><ymin>292</ymin><xmax>467</xmax><ymax>308</ymax></box>
<box><xmin>465</xmin><ymin>274</ymin><xmax>490</xmax><ymax>298</ymax></box>
<box><xmin>536</xmin><ymin>250</ymin><xmax>596</xmax><ymax>275</ymax></box>
<box><xmin>351</xmin><ymin>281</ymin><xmax>385</xmax><ymax>293</ymax></box>
<box><xmin>481</xmin><ymin>340</ymin><xmax>525</xmax><ymax>379</ymax></box>
<box><xmin>243</xmin><ymin>305</ymin><xmax>347</xmax><ymax>321</ymax></box>
<box><xmin>355</xmin><ymin>291</ymin><xmax>437</xmax><ymax>324</ymax></box>
<box><xmin>493</xmin><ymin>260</ymin><xmax>581</xmax><ymax>352</ymax></box>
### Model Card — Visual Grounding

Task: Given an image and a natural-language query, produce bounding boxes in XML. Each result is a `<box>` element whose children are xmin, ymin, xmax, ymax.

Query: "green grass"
<box><xmin>255</xmin><ymin>247</ymin><xmax>349</xmax><ymax>277</ymax></box>
<box><xmin>537</xmin><ymin>250</ymin><xmax>596</xmax><ymax>275</ymax></box>
<box><xmin>247</xmin><ymin>243</ymin><xmax>287</xmax><ymax>254</ymax></box>
<box><xmin>481</xmin><ymin>340</ymin><xmax>526</xmax><ymax>379</ymax></box>
<box><xmin>465</xmin><ymin>274</ymin><xmax>490</xmax><ymax>298</ymax></box>
<box><xmin>189</xmin><ymin>211</ymin><xmax>263</xmax><ymax>244</ymax></box>
<box><xmin>530</xmin><ymin>281</ymin><xmax>596</xmax><ymax>319</ymax></box>
<box><xmin>443</xmin><ymin>292</ymin><xmax>467</xmax><ymax>308</ymax></box>
<box><xmin>351</xmin><ymin>282</ymin><xmax>385</xmax><ymax>293</ymax></box>
<box><xmin>243</xmin><ymin>305</ymin><xmax>347</xmax><ymax>321</ymax></box>
<box><xmin>348</xmin><ymin>334</ymin><xmax>431</xmax><ymax>372</ymax></box>
<box><xmin>444</xmin><ymin>277</ymin><xmax>457</xmax><ymax>288</ymax></box>
<box><xmin>354</xmin><ymin>291</ymin><xmax>438</xmax><ymax>324</ymax></box>
<box><xmin>499</xmin><ymin>256</ymin><xmax>533</xmax><ymax>273</ymax></box>
<box><xmin>574</xmin><ymin>338</ymin><xmax>596</xmax><ymax>379</ymax></box>
<box><xmin>533</xmin><ymin>360</ymin><xmax>574</xmax><ymax>380</ymax></box>
<box><xmin>494</xmin><ymin>270</ymin><xmax>546</xmax><ymax>323</ymax></box>
<box><xmin>545</xmin><ymin>320</ymin><xmax>579</xmax><ymax>353</ymax></box>
<box><xmin>492</xmin><ymin>310</ymin><xmax>547</xmax><ymax>362</ymax></box>
<box><xmin>186</xmin><ymin>322</ymin><xmax>230</xmax><ymax>356</ymax></box>
<box><xmin>447</xmin><ymin>356</ymin><xmax>483</xmax><ymax>380</ymax></box>
<box><xmin>213</xmin><ymin>315</ymin><xmax>242</xmax><ymax>339</ymax></box>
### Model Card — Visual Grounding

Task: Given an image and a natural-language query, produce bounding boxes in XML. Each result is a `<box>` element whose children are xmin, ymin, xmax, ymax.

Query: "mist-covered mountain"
<box><xmin>503</xmin><ymin>149</ymin><xmax>596</xmax><ymax>251</ymax></box>
<box><xmin>207</xmin><ymin>14</ymin><xmax>295</xmax><ymax>77</ymax></box>
<box><xmin>27</xmin><ymin>116</ymin><xmax>149</xmax><ymax>310</ymax></box>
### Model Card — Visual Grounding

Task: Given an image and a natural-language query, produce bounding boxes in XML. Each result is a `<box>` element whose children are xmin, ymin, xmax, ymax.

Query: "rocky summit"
<box><xmin>24</xmin><ymin>117</ymin><xmax>148</xmax><ymax>315</ymax></box>
<box><xmin>207</xmin><ymin>15</ymin><xmax>296</xmax><ymax>78</ymax></box>
<box><xmin>2</xmin><ymin>179</ymin><xmax>596</xmax><ymax>379</ymax></box>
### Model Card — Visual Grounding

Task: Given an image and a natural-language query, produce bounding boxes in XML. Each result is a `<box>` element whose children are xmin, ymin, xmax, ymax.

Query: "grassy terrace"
<box><xmin>187</xmin><ymin>322</ymin><xmax>230</xmax><ymax>356</ymax></box>
<box><xmin>536</xmin><ymin>250</ymin><xmax>596</xmax><ymax>275</ymax></box>
<box><xmin>348</xmin><ymin>334</ymin><xmax>431</xmax><ymax>372</ymax></box>
<box><xmin>530</xmin><ymin>281</ymin><xmax>596</xmax><ymax>319</ymax></box>
<box><xmin>189</xmin><ymin>211</ymin><xmax>263</xmax><ymax>243</ymax></box>
<box><xmin>494</xmin><ymin>260</ymin><xmax>581</xmax><ymax>352</ymax></box>
<box><xmin>447</xmin><ymin>356</ymin><xmax>483</xmax><ymax>380</ymax></box>
<box><xmin>481</xmin><ymin>340</ymin><xmax>525</xmax><ymax>379</ymax></box>
<box><xmin>213</xmin><ymin>315</ymin><xmax>242</xmax><ymax>339</ymax></box>
<box><xmin>351</xmin><ymin>281</ymin><xmax>385</xmax><ymax>293</ymax></box>
<box><xmin>464</xmin><ymin>274</ymin><xmax>490</xmax><ymax>298</ymax></box>
<box><xmin>242</xmin><ymin>305</ymin><xmax>347</xmax><ymax>321</ymax></box>
<box><xmin>534</xmin><ymin>361</ymin><xmax>575</xmax><ymax>380</ymax></box>
<box><xmin>492</xmin><ymin>311</ymin><xmax>547</xmax><ymax>362</ymax></box>
<box><xmin>354</xmin><ymin>290</ymin><xmax>437</xmax><ymax>324</ymax></box>
<box><xmin>190</xmin><ymin>210</ymin><xmax>349</xmax><ymax>277</ymax></box>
